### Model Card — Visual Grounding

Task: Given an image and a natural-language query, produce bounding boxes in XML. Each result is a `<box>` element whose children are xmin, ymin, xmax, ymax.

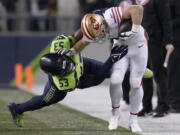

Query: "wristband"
<box><xmin>131</xmin><ymin>24</ymin><xmax>140</xmax><ymax>33</ymax></box>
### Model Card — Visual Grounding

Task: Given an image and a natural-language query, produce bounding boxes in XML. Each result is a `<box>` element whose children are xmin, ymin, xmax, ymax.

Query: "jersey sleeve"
<box><xmin>103</xmin><ymin>7</ymin><xmax>123</xmax><ymax>27</ymax></box>
<box><xmin>103</xmin><ymin>7</ymin><xmax>123</xmax><ymax>38</ymax></box>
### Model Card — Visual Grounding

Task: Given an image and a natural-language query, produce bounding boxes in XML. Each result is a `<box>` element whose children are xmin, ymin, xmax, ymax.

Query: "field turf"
<box><xmin>0</xmin><ymin>89</ymin><xmax>138</xmax><ymax>135</ymax></box>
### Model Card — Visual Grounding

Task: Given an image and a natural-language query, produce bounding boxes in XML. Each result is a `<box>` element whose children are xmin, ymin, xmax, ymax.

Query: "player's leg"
<box><xmin>138</xmin><ymin>63</ymin><xmax>154</xmax><ymax>117</ymax></box>
<box><xmin>8</xmin><ymin>80</ymin><xmax>67</xmax><ymax>127</ymax></box>
<box><xmin>128</xmin><ymin>44</ymin><xmax>148</xmax><ymax>133</ymax></box>
<box><xmin>12</xmin><ymin>80</ymin><xmax>67</xmax><ymax>113</ymax></box>
<box><xmin>108</xmin><ymin>57</ymin><xmax>129</xmax><ymax>130</ymax></box>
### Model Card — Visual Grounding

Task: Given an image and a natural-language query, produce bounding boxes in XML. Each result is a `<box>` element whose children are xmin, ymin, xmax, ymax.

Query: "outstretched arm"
<box><xmin>72</xmin><ymin>38</ymin><xmax>89</xmax><ymax>53</ymax></box>
<box><xmin>77</xmin><ymin>57</ymin><xmax>113</xmax><ymax>89</ymax></box>
<box><xmin>55</xmin><ymin>29</ymin><xmax>90</xmax><ymax>56</ymax></box>
<box><xmin>57</xmin><ymin>29</ymin><xmax>90</xmax><ymax>56</ymax></box>
<box><xmin>73</xmin><ymin>29</ymin><xmax>91</xmax><ymax>53</ymax></box>
<box><xmin>78</xmin><ymin>45</ymin><xmax>128</xmax><ymax>89</ymax></box>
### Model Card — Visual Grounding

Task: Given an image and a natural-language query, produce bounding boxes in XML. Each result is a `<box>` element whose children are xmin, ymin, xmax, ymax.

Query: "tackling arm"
<box><xmin>78</xmin><ymin>45</ymin><xmax>128</xmax><ymax>89</ymax></box>
<box><xmin>56</xmin><ymin>29</ymin><xmax>90</xmax><ymax>56</ymax></box>
<box><xmin>72</xmin><ymin>29</ymin><xmax>90</xmax><ymax>53</ymax></box>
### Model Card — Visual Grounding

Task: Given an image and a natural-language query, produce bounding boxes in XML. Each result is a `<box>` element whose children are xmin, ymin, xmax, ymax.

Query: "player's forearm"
<box><xmin>72</xmin><ymin>39</ymin><xmax>89</xmax><ymax>53</ymax></box>
<box><xmin>73</xmin><ymin>29</ymin><xmax>83</xmax><ymax>41</ymax></box>
<box><xmin>72</xmin><ymin>29</ymin><xmax>90</xmax><ymax>53</ymax></box>
<box><xmin>129</xmin><ymin>5</ymin><xmax>143</xmax><ymax>25</ymax></box>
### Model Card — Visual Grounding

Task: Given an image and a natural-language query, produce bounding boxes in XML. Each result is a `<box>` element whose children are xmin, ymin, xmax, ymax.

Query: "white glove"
<box><xmin>119</xmin><ymin>24</ymin><xmax>140</xmax><ymax>41</ymax></box>
<box><xmin>119</xmin><ymin>31</ymin><xmax>137</xmax><ymax>40</ymax></box>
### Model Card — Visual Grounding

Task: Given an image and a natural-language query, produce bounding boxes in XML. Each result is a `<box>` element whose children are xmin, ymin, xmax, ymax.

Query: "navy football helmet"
<box><xmin>40</xmin><ymin>53</ymin><xmax>75</xmax><ymax>76</ymax></box>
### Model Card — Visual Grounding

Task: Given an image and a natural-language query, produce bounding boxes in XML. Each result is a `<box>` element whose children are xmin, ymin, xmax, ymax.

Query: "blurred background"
<box><xmin>0</xmin><ymin>0</ymin><xmax>118</xmax><ymax>88</ymax></box>
<box><xmin>0</xmin><ymin>1</ymin><xmax>180</xmax><ymax>134</ymax></box>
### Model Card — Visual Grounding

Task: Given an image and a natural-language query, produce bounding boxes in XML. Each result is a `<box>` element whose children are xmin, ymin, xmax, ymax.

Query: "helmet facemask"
<box><xmin>94</xmin><ymin>20</ymin><xmax>108</xmax><ymax>43</ymax></box>
<box><xmin>56</xmin><ymin>55</ymin><xmax>76</xmax><ymax>76</ymax></box>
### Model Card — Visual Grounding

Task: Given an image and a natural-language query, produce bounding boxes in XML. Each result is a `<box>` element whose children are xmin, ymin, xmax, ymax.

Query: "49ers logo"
<box><xmin>90</xmin><ymin>16</ymin><xmax>100</xmax><ymax>30</ymax></box>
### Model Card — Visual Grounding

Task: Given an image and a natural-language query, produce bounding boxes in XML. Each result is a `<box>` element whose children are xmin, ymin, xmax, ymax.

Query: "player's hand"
<box><xmin>56</xmin><ymin>48</ymin><xmax>68</xmax><ymax>55</ymax></box>
<box><xmin>110</xmin><ymin>45</ymin><xmax>128</xmax><ymax>63</ymax></box>
<box><xmin>56</xmin><ymin>48</ymin><xmax>76</xmax><ymax>57</ymax></box>
<box><xmin>119</xmin><ymin>24</ymin><xmax>140</xmax><ymax>40</ymax></box>
<box><xmin>119</xmin><ymin>31</ymin><xmax>137</xmax><ymax>40</ymax></box>
<box><xmin>165</xmin><ymin>44</ymin><xmax>174</xmax><ymax>55</ymax></box>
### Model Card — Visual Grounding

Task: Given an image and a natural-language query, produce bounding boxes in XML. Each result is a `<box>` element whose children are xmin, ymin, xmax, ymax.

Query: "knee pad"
<box><xmin>130</xmin><ymin>77</ymin><xmax>142</xmax><ymax>89</ymax></box>
<box><xmin>110</xmin><ymin>72</ymin><xmax>124</xmax><ymax>85</ymax></box>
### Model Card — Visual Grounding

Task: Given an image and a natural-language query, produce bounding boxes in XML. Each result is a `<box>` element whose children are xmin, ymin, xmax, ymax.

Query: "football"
<box><xmin>119</xmin><ymin>19</ymin><xmax>132</xmax><ymax>33</ymax></box>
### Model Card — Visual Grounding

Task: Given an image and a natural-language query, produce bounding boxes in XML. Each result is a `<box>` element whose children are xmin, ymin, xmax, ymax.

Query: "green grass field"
<box><xmin>0</xmin><ymin>89</ymin><xmax>138</xmax><ymax>135</ymax></box>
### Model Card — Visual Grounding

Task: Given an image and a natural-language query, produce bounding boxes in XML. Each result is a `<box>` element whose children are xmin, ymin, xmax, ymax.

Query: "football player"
<box><xmin>58</xmin><ymin>2</ymin><xmax>147</xmax><ymax>133</ymax></box>
<box><xmin>8</xmin><ymin>34</ymin><xmax>128</xmax><ymax>127</ymax></box>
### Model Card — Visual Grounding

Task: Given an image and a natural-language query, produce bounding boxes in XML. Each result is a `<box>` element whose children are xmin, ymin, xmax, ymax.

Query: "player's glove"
<box><xmin>56</xmin><ymin>48</ymin><xmax>76</xmax><ymax>57</ymax></box>
<box><xmin>119</xmin><ymin>31</ymin><xmax>137</xmax><ymax>40</ymax></box>
<box><xmin>119</xmin><ymin>24</ymin><xmax>140</xmax><ymax>41</ymax></box>
<box><xmin>110</xmin><ymin>45</ymin><xmax>128</xmax><ymax>63</ymax></box>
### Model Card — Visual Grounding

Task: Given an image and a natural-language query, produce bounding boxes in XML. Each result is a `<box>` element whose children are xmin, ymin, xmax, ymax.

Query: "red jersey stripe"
<box><xmin>116</xmin><ymin>7</ymin><xmax>122</xmax><ymax>23</ymax></box>
<box><xmin>115</xmin><ymin>7</ymin><xmax>121</xmax><ymax>25</ymax></box>
<box><xmin>83</xmin><ymin>15</ymin><xmax>94</xmax><ymax>39</ymax></box>
<box><xmin>111</xmin><ymin>8</ymin><xmax>117</xmax><ymax>23</ymax></box>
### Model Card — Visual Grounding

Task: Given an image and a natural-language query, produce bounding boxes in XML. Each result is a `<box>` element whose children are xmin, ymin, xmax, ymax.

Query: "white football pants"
<box><xmin>110</xmin><ymin>37</ymin><xmax>148</xmax><ymax>113</ymax></box>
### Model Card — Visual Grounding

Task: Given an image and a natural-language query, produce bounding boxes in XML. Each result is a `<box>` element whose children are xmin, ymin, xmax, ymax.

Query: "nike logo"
<box><xmin>138</xmin><ymin>44</ymin><xmax>144</xmax><ymax>48</ymax></box>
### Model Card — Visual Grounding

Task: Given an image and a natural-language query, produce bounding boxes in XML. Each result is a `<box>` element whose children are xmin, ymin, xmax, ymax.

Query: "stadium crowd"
<box><xmin>2</xmin><ymin>0</ymin><xmax>180</xmax><ymax>117</ymax></box>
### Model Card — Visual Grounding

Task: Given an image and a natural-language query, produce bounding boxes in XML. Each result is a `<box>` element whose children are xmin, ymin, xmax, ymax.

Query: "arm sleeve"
<box><xmin>155</xmin><ymin>0</ymin><xmax>173</xmax><ymax>45</ymax></box>
<box><xmin>77</xmin><ymin>57</ymin><xmax>113</xmax><ymax>89</ymax></box>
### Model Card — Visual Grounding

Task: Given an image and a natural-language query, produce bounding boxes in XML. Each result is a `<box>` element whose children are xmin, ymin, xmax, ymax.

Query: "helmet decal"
<box><xmin>90</xmin><ymin>16</ymin><xmax>100</xmax><ymax>30</ymax></box>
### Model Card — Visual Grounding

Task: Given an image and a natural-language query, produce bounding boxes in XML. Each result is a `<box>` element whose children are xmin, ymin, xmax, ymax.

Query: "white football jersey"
<box><xmin>103</xmin><ymin>7</ymin><xmax>123</xmax><ymax>39</ymax></box>
<box><xmin>103</xmin><ymin>7</ymin><xmax>145</xmax><ymax>46</ymax></box>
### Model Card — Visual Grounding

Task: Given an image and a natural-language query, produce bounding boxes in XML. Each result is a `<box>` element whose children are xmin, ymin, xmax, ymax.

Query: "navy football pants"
<box><xmin>16</xmin><ymin>57</ymin><xmax>112</xmax><ymax>114</ymax></box>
